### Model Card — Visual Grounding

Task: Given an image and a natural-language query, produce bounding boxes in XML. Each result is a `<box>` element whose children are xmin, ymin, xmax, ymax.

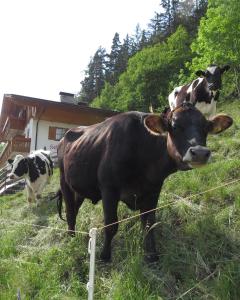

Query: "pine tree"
<box><xmin>139</xmin><ymin>30</ymin><xmax>149</xmax><ymax>49</ymax></box>
<box><xmin>148</xmin><ymin>12</ymin><xmax>162</xmax><ymax>34</ymax></box>
<box><xmin>159</xmin><ymin>0</ymin><xmax>180</xmax><ymax>36</ymax></box>
<box><xmin>131</xmin><ymin>24</ymin><xmax>142</xmax><ymax>53</ymax></box>
<box><xmin>79</xmin><ymin>47</ymin><xmax>107</xmax><ymax>103</ymax></box>
<box><xmin>118</xmin><ymin>35</ymin><xmax>131</xmax><ymax>73</ymax></box>
<box><xmin>107</xmin><ymin>33</ymin><xmax>122</xmax><ymax>84</ymax></box>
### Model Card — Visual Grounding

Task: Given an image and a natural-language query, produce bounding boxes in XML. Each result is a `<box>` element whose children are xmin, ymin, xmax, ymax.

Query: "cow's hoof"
<box><xmin>100</xmin><ymin>251</ymin><xmax>111</xmax><ymax>262</ymax></box>
<box><xmin>144</xmin><ymin>253</ymin><xmax>159</xmax><ymax>263</ymax></box>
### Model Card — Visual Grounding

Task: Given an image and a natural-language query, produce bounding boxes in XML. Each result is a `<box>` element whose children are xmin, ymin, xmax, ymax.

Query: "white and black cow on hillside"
<box><xmin>168</xmin><ymin>64</ymin><xmax>230</xmax><ymax>118</ymax></box>
<box><xmin>8</xmin><ymin>149</ymin><xmax>53</xmax><ymax>204</ymax></box>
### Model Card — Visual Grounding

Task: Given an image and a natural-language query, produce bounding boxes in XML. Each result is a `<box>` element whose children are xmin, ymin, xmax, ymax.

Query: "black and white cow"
<box><xmin>8</xmin><ymin>149</ymin><xmax>53</xmax><ymax>204</ymax></box>
<box><xmin>168</xmin><ymin>64</ymin><xmax>230</xmax><ymax>118</ymax></box>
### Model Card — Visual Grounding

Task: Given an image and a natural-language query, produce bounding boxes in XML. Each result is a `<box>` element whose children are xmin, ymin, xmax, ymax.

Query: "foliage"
<box><xmin>79</xmin><ymin>0</ymin><xmax>207</xmax><ymax>104</ymax></box>
<box><xmin>78</xmin><ymin>47</ymin><xmax>107</xmax><ymax>103</ymax></box>
<box><xmin>191</xmin><ymin>0</ymin><xmax>240</xmax><ymax>97</ymax></box>
<box><xmin>0</xmin><ymin>143</ymin><xmax>5</xmax><ymax>154</ymax></box>
<box><xmin>92</xmin><ymin>26</ymin><xmax>192</xmax><ymax>112</ymax></box>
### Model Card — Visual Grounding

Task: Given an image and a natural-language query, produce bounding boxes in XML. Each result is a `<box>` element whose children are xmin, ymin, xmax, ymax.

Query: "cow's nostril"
<box><xmin>205</xmin><ymin>151</ymin><xmax>211</xmax><ymax>158</ymax></box>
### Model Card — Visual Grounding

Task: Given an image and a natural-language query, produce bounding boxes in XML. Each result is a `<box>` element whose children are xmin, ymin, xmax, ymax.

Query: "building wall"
<box><xmin>25</xmin><ymin>119</ymin><xmax>37</xmax><ymax>151</ymax></box>
<box><xmin>29</xmin><ymin>119</ymin><xmax>79</xmax><ymax>155</ymax></box>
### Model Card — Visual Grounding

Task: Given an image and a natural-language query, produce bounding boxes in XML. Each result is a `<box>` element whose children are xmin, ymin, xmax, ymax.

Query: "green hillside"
<box><xmin>0</xmin><ymin>100</ymin><xmax>240</xmax><ymax>300</ymax></box>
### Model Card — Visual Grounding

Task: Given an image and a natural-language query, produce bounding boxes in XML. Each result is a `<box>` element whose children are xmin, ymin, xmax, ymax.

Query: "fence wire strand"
<box><xmin>1</xmin><ymin>177</ymin><xmax>239</xmax><ymax>234</ymax></box>
<box><xmin>0</xmin><ymin>219</ymin><xmax>89</xmax><ymax>235</ymax></box>
<box><xmin>98</xmin><ymin>177</ymin><xmax>240</xmax><ymax>231</ymax></box>
<box><xmin>1</xmin><ymin>177</ymin><xmax>240</xmax><ymax>300</ymax></box>
<box><xmin>175</xmin><ymin>269</ymin><xmax>218</xmax><ymax>300</ymax></box>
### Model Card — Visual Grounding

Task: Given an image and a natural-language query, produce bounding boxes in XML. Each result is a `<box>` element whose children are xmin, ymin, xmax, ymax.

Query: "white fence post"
<box><xmin>87</xmin><ymin>227</ymin><xmax>97</xmax><ymax>300</ymax></box>
<box><xmin>17</xmin><ymin>288</ymin><xmax>21</xmax><ymax>300</ymax></box>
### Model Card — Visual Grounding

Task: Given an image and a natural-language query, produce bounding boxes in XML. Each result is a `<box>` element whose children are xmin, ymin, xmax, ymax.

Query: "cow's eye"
<box><xmin>205</xmin><ymin>71</ymin><xmax>210</xmax><ymax>78</ymax></box>
<box><xmin>172</xmin><ymin>123</ymin><xmax>183</xmax><ymax>131</ymax></box>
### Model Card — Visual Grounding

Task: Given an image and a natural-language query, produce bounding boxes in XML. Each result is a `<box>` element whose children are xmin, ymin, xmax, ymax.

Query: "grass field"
<box><xmin>0</xmin><ymin>100</ymin><xmax>240</xmax><ymax>300</ymax></box>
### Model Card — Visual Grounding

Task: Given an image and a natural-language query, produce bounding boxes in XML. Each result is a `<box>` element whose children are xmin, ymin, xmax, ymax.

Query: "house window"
<box><xmin>48</xmin><ymin>127</ymin><xmax>67</xmax><ymax>141</ymax></box>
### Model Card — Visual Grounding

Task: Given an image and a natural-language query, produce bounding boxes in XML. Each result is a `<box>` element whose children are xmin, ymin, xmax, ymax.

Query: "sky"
<box><xmin>0</xmin><ymin>0</ymin><xmax>161</xmax><ymax>110</ymax></box>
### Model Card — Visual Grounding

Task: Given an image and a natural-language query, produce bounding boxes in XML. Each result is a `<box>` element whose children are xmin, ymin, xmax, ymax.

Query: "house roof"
<box><xmin>0</xmin><ymin>94</ymin><xmax>118</xmax><ymax>130</ymax></box>
<box><xmin>59</xmin><ymin>91</ymin><xmax>75</xmax><ymax>97</ymax></box>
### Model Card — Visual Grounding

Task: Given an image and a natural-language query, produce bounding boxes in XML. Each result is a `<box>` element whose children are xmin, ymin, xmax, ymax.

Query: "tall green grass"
<box><xmin>0</xmin><ymin>100</ymin><xmax>240</xmax><ymax>299</ymax></box>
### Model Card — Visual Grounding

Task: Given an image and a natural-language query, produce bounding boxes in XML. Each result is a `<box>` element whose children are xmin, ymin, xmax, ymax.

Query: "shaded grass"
<box><xmin>0</xmin><ymin>100</ymin><xmax>240</xmax><ymax>299</ymax></box>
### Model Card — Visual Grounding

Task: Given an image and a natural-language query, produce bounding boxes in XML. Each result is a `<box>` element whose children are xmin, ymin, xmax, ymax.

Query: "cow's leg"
<box><xmin>60</xmin><ymin>177</ymin><xmax>76</xmax><ymax>235</ymax></box>
<box><xmin>100</xmin><ymin>189</ymin><xmax>119</xmax><ymax>261</ymax></box>
<box><xmin>140</xmin><ymin>195</ymin><xmax>159</xmax><ymax>262</ymax></box>
<box><xmin>26</xmin><ymin>185</ymin><xmax>35</xmax><ymax>204</ymax></box>
<box><xmin>35</xmin><ymin>180</ymin><xmax>46</xmax><ymax>205</ymax></box>
<box><xmin>75</xmin><ymin>194</ymin><xmax>84</xmax><ymax>216</ymax></box>
<box><xmin>36</xmin><ymin>193</ymin><xmax>41</xmax><ymax>206</ymax></box>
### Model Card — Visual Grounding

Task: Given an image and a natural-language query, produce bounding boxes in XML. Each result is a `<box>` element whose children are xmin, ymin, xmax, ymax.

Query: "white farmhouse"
<box><xmin>0</xmin><ymin>93</ymin><xmax>117</xmax><ymax>167</ymax></box>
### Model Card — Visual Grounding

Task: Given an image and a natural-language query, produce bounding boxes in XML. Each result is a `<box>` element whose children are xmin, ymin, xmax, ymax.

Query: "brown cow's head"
<box><xmin>144</xmin><ymin>103</ymin><xmax>233</xmax><ymax>170</ymax></box>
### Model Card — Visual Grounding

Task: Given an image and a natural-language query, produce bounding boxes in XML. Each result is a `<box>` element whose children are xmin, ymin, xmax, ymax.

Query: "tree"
<box><xmin>139</xmin><ymin>30</ymin><xmax>149</xmax><ymax>50</ymax></box>
<box><xmin>106</xmin><ymin>32</ymin><xmax>122</xmax><ymax>84</ymax></box>
<box><xmin>159</xmin><ymin>0</ymin><xmax>180</xmax><ymax>36</ymax></box>
<box><xmin>148</xmin><ymin>12</ymin><xmax>164</xmax><ymax>43</ymax></box>
<box><xmin>191</xmin><ymin>0</ymin><xmax>240</xmax><ymax>96</ymax></box>
<box><xmin>117</xmin><ymin>35</ymin><xmax>131</xmax><ymax>74</ymax></box>
<box><xmin>131</xmin><ymin>24</ymin><xmax>143</xmax><ymax>53</ymax></box>
<box><xmin>79</xmin><ymin>47</ymin><xmax>107</xmax><ymax>103</ymax></box>
<box><xmin>92</xmin><ymin>26</ymin><xmax>192</xmax><ymax>112</ymax></box>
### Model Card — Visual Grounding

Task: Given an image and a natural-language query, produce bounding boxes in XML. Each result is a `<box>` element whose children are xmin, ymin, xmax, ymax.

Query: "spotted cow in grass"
<box><xmin>8</xmin><ymin>149</ymin><xmax>53</xmax><ymax>204</ymax></box>
<box><xmin>168</xmin><ymin>64</ymin><xmax>230</xmax><ymax>118</ymax></box>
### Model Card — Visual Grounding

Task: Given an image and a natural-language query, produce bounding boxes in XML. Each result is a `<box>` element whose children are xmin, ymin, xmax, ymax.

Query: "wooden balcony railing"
<box><xmin>1</xmin><ymin>116</ymin><xmax>26</xmax><ymax>140</ymax></box>
<box><xmin>0</xmin><ymin>136</ymin><xmax>31</xmax><ymax>167</ymax></box>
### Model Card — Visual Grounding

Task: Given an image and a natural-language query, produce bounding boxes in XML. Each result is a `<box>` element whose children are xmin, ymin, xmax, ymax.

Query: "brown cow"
<box><xmin>57</xmin><ymin>103</ymin><xmax>232</xmax><ymax>262</ymax></box>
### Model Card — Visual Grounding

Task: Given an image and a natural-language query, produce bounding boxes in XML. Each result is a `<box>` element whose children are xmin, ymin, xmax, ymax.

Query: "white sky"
<box><xmin>0</xmin><ymin>0</ymin><xmax>160</xmax><ymax>109</ymax></box>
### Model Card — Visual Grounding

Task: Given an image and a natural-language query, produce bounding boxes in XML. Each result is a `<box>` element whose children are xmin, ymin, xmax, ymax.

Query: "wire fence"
<box><xmin>1</xmin><ymin>176</ymin><xmax>240</xmax><ymax>300</ymax></box>
<box><xmin>1</xmin><ymin>176</ymin><xmax>239</xmax><ymax>234</ymax></box>
<box><xmin>0</xmin><ymin>219</ymin><xmax>89</xmax><ymax>235</ymax></box>
<box><xmin>98</xmin><ymin>177</ymin><xmax>240</xmax><ymax>231</ymax></box>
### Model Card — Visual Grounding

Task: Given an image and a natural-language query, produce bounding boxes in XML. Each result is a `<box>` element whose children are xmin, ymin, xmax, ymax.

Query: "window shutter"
<box><xmin>48</xmin><ymin>127</ymin><xmax>56</xmax><ymax>140</ymax></box>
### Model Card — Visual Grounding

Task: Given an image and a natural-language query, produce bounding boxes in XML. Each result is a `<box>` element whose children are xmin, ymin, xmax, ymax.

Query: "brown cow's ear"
<box><xmin>144</xmin><ymin>115</ymin><xmax>168</xmax><ymax>135</ymax></box>
<box><xmin>195</xmin><ymin>70</ymin><xmax>206</xmax><ymax>77</ymax></box>
<box><xmin>208</xmin><ymin>114</ymin><xmax>233</xmax><ymax>134</ymax></box>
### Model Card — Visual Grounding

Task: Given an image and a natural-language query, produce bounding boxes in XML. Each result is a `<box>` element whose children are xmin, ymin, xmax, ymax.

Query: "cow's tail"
<box><xmin>50</xmin><ymin>189</ymin><xmax>66</xmax><ymax>221</ymax></box>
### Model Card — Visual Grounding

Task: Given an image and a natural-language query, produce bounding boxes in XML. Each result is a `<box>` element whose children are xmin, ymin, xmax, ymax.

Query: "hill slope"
<box><xmin>1</xmin><ymin>100</ymin><xmax>240</xmax><ymax>300</ymax></box>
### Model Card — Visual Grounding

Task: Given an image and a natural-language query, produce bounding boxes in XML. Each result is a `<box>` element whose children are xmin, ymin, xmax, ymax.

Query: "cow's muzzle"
<box><xmin>183</xmin><ymin>146</ymin><xmax>211</xmax><ymax>168</ymax></box>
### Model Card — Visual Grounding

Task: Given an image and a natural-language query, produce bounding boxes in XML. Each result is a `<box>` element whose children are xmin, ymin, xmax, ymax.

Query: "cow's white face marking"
<box><xmin>207</xmin><ymin>66</ymin><xmax>217</xmax><ymax>75</ymax></box>
<box><xmin>168</xmin><ymin>86</ymin><xmax>183</xmax><ymax>110</ymax></box>
<box><xmin>186</xmin><ymin>78</ymin><xmax>204</xmax><ymax>94</ymax></box>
